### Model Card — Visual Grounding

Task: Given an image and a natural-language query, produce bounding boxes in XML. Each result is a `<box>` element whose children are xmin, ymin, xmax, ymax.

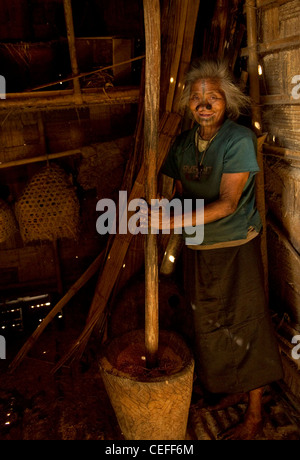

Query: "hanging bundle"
<box><xmin>0</xmin><ymin>199</ymin><xmax>18</xmax><ymax>243</ymax></box>
<box><xmin>15</xmin><ymin>164</ymin><xmax>80</xmax><ymax>243</ymax></box>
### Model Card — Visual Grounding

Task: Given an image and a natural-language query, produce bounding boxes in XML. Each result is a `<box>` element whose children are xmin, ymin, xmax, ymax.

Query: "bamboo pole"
<box><xmin>51</xmin><ymin>112</ymin><xmax>181</xmax><ymax>374</ymax></box>
<box><xmin>143</xmin><ymin>0</ymin><xmax>161</xmax><ymax>368</ymax></box>
<box><xmin>246</xmin><ymin>0</ymin><xmax>262</xmax><ymax>135</ymax></box>
<box><xmin>0</xmin><ymin>148</ymin><xmax>81</xmax><ymax>169</ymax></box>
<box><xmin>29</xmin><ymin>55</ymin><xmax>145</xmax><ymax>92</ymax></box>
<box><xmin>246</xmin><ymin>0</ymin><xmax>269</xmax><ymax>298</ymax></box>
<box><xmin>0</xmin><ymin>87</ymin><xmax>139</xmax><ymax>110</ymax></box>
<box><xmin>62</xmin><ymin>0</ymin><xmax>82</xmax><ymax>104</ymax></box>
<box><xmin>9</xmin><ymin>251</ymin><xmax>105</xmax><ymax>372</ymax></box>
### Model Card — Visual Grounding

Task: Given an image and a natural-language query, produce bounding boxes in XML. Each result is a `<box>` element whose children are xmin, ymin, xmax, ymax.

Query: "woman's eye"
<box><xmin>190</xmin><ymin>95</ymin><xmax>199</xmax><ymax>102</ymax></box>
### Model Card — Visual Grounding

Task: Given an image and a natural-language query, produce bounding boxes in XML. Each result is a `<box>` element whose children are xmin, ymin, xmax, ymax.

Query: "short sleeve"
<box><xmin>223</xmin><ymin>133</ymin><xmax>260</xmax><ymax>174</ymax></box>
<box><xmin>161</xmin><ymin>139</ymin><xmax>181</xmax><ymax>180</ymax></box>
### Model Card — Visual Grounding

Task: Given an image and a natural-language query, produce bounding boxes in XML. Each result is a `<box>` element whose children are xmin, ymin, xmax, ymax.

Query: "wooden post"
<box><xmin>143</xmin><ymin>0</ymin><xmax>161</xmax><ymax>368</ymax></box>
<box><xmin>63</xmin><ymin>0</ymin><xmax>82</xmax><ymax>103</ymax></box>
<box><xmin>246</xmin><ymin>0</ymin><xmax>268</xmax><ymax>298</ymax></box>
<box><xmin>246</xmin><ymin>0</ymin><xmax>262</xmax><ymax>135</ymax></box>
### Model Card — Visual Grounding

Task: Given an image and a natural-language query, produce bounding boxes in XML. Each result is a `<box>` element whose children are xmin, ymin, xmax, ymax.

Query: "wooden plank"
<box><xmin>279</xmin><ymin>0</ymin><xmax>300</xmax><ymax>37</ymax></box>
<box><xmin>259</xmin><ymin>35</ymin><xmax>300</xmax><ymax>54</ymax></box>
<box><xmin>256</xmin><ymin>0</ymin><xmax>293</xmax><ymax>8</ymax></box>
<box><xmin>241</xmin><ymin>34</ymin><xmax>300</xmax><ymax>56</ymax></box>
<box><xmin>262</xmin><ymin>4</ymin><xmax>280</xmax><ymax>42</ymax></box>
<box><xmin>263</xmin><ymin>143</ymin><xmax>300</xmax><ymax>160</ymax></box>
<box><xmin>261</xmin><ymin>95</ymin><xmax>300</xmax><ymax>105</ymax></box>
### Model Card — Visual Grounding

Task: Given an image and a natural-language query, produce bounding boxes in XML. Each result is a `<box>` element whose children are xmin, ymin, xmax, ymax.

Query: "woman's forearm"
<box><xmin>170</xmin><ymin>198</ymin><xmax>236</xmax><ymax>230</ymax></box>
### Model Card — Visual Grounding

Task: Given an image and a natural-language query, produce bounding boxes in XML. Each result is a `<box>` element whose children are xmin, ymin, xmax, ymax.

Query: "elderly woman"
<box><xmin>160</xmin><ymin>60</ymin><xmax>283</xmax><ymax>440</ymax></box>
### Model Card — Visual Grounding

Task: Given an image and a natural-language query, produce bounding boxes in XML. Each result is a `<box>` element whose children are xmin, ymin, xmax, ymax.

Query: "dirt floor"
<box><xmin>1</xmin><ymin>302</ymin><xmax>300</xmax><ymax>441</ymax></box>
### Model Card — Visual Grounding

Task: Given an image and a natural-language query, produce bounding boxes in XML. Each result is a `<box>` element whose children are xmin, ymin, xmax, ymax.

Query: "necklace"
<box><xmin>195</xmin><ymin>128</ymin><xmax>219</xmax><ymax>179</ymax></box>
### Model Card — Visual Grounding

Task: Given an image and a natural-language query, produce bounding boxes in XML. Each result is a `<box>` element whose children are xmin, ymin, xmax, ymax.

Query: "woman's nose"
<box><xmin>196</xmin><ymin>102</ymin><xmax>212</xmax><ymax>111</ymax></box>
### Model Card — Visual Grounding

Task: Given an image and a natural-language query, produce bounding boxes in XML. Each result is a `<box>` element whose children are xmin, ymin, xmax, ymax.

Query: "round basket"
<box><xmin>0</xmin><ymin>199</ymin><xmax>17</xmax><ymax>243</ymax></box>
<box><xmin>15</xmin><ymin>164</ymin><xmax>80</xmax><ymax>243</ymax></box>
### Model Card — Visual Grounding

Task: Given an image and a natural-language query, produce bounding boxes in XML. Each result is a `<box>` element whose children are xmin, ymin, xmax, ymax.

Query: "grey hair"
<box><xmin>181</xmin><ymin>59</ymin><xmax>251</xmax><ymax>120</ymax></box>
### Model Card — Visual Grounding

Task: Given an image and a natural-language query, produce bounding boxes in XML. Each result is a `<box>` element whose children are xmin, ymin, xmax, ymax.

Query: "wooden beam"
<box><xmin>256</xmin><ymin>0</ymin><xmax>294</xmax><ymax>9</ymax></box>
<box><xmin>263</xmin><ymin>143</ymin><xmax>300</xmax><ymax>161</ymax></box>
<box><xmin>261</xmin><ymin>94</ymin><xmax>300</xmax><ymax>105</ymax></box>
<box><xmin>0</xmin><ymin>87</ymin><xmax>140</xmax><ymax>110</ymax></box>
<box><xmin>241</xmin><ymin>34</ymin><xmax>300</xmax><ymax>56</ymax></box>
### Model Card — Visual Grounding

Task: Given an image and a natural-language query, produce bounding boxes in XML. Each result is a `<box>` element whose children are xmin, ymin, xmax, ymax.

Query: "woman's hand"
<box><xmin>139</xmin><ymin>197</ymin><xmax>182</xmax><ymax>232</ymax></box>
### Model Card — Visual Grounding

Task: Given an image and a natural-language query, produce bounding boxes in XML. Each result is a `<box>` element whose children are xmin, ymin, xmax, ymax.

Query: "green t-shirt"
<box><xmin>161</xmin><ymin>118</ymin><xmax>262</xmax><ymax>245</ymax></box>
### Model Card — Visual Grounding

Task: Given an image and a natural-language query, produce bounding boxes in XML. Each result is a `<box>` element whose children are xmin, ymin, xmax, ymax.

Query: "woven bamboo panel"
<box><xmin>263</xmin><ymin>105</ymin><xmax>300</xmax><ymax>151</ymax></box>
<box><xmin>0</xmin><ymin>199</ymin><xmax>17</xmax><ymax>243</ymax></box>
<box><xmin>265</xmin><ymin>156</ymin><xmax>300</xmax><ymax>253</ymax></box>
<box><xmin>261</xmin><ymin>48</ymin><xmax>300</xmax><ymax>96</ymax></box>
<box><xmin>258</xmin><ymin>0</ymin><xmax>300</xmax><ymax>150</ymax></box>
<box><xmin>15</xmin><ymin>164</ymin><xmax>80</xmax><ymax>243</ymax></box>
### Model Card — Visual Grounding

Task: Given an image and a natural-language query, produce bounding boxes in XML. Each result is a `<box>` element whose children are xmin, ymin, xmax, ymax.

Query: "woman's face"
<box><xmin>189</xmin><ymin>79</ymin><xmax>226</xmax><ymax>129</ymax></box>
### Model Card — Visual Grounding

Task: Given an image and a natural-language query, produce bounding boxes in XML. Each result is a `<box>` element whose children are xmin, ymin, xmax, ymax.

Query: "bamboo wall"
<box><xmin>0</xmin><ymin>0</ymin><xmax>142</xmax><ymax>296</ymax></box>
<box><xmin>0</xmin><ymin>105</ymin><xmax>137</xmax><ymax>295</ymax></box>
<box><xmin>252</xmin><ymin>0</ymin><xmax>300</xmax><ymax>401</ymax></box>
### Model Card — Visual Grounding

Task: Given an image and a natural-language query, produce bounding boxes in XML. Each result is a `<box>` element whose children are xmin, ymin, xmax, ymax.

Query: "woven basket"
<box><xmin>77</xmin><ymin>138</ymin><xmax>130</xmax><ymax>200</ymax></box>
<box><xmin>15</xmin><ymin>164</ymin><xmax>80</xmax><ymax>243</ymax></box>
<box><xmin>0</xmin><ymin>199</ymin><xmax>18</xmax><ymax>243</ymax></box>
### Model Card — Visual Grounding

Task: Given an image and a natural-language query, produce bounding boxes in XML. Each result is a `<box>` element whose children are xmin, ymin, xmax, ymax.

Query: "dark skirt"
<box><xmin>183</xmin><ymin>235</ymin><xmax>283</xmax><ymax>394</ymax></box>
